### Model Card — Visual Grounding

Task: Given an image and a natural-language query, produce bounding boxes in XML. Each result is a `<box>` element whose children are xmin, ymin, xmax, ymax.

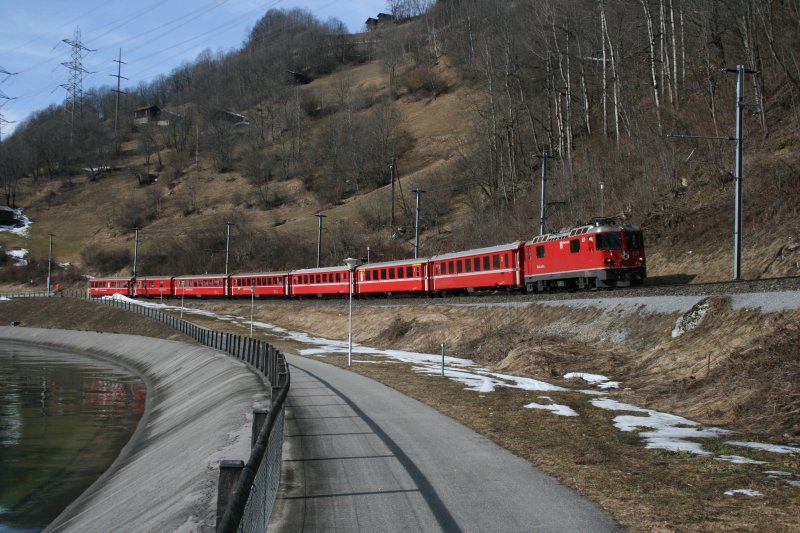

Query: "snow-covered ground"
<box><xmin>0</xmin><ymin>208</ymin><xmax>32</xmax><ymax>237</ymax></box>
<box><xmin>97</xmin><ymin>294</ymin><xmax>800</xmax><ymax>489</ymax></box>
<box><xmin>5</xmin><ymin>248</ymin><xmax>29</xmax><ymax>266</ymax></box>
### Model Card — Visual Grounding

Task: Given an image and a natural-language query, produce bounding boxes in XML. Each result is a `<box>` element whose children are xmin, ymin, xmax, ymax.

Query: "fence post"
<box><xmin>252</xmin><ymin>409</ymin><xmax>269</xmax><ymax>449</ymax></box>
<box><xmin>216</xmin><ymin>460</ymin><xmax>244</xmax><ymax>530</ymax></box>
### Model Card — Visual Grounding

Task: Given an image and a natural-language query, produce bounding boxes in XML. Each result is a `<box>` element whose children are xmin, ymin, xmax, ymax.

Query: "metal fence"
<box><xmin>2</xmin><ymin>291</ymin><xmax>290</xmax><ymax>532</ymax></box>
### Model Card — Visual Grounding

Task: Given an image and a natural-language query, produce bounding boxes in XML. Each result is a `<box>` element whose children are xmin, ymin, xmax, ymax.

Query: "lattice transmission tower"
<box><xmin>60</xmin><ymin>27</ymin><xmax>94</xmax><ymax>147</ymax></box>
<box><xmin>0</xmin><ymin>66</ymin><xmax>17</xmax><ymax>142</ymax></box>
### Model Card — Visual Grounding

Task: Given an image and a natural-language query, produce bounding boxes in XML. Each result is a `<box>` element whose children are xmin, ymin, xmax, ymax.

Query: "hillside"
<box><xmin>2</xmin><ymin>2</ymin><xmax>800</xmax><ymax>287</ymax></box>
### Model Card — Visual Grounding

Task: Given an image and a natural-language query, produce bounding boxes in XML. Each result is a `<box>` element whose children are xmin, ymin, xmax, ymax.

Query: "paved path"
<box><xmin>269</xmin><ymin>355</ymin><xmax>619</xmax><ymax>532</ymax></box>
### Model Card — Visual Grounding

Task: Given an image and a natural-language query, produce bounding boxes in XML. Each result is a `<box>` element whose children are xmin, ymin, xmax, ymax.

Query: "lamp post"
<box><xmin>47</xmin><ymin>233</ymin><xmax>54</xmax><ymax>295</ymax></box>
<box><xmin>250</xmin><ymin>285</ymin><xmax>255</xmax><ymax>338</ymax></box>
<box><xmin>315</xmin><ymin>213</ymin><xmax>326</xmax><ymax>268</ymax></box>
<box><xmin>344</xmin><ymin>257</ymin><xmax>359</xmax><ymax>367</ymax></box>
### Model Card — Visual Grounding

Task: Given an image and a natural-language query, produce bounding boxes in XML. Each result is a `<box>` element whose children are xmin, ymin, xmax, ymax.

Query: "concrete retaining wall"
<box><xmin>0</xmin><ymin>327</ymin><xmax>268</xmax><ymax>533</ymax></box>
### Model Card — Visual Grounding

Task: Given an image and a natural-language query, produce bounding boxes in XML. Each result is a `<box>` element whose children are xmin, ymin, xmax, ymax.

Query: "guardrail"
<box><xmin>1</xmin><ymin>291</ymin><xmax>290</xmax><ymax>532</ymax></box>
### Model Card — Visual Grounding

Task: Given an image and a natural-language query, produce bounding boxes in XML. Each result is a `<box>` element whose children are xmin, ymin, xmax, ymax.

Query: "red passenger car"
<box><xmin>356</xmin><ymin>259</ymin><xmax>428</xmax><ymax>295</ymax></box>
<box><xmin>88</xmin><ymin>277</ymin><xmax>133</xmax><ymax>297</ymax></box>
<box><xmin>429</xmin><ymin>242</ymin><xmax>524</xmax><ymax>294</ymax></box>
<box><xmin>289</xmin><ymin>266</ymin><xmax>351</xmax><ymax>297</ymax></box>
<box><xmin>523</xmin><ymin>218</ymin><xmax>646</xmax><ymax>291</ymax></box>
<box><xmin>230</xmin><ymin>272</ymin><xmax>288</xmax><ymax>298</ymax></box>
<box><xmin>173</xmin><ymin>274</ymin><xmax>229</xmax><ymax>298</ymax></box>
<box><xmin>132</xmin><ymin>276</ymin><xmax>174</xmax><ymax>298</ymax></box>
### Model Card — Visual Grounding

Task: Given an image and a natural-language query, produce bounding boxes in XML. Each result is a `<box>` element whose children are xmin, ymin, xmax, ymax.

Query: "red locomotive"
<box><xmin>524</xmin><ymin>218</ymin><xmax>645</xmax><ymax>291</ymax></box>
<box><xmin>88</xmin><ymin>218</ymin><xmax>645</xmax><ymax>299</ymax></box>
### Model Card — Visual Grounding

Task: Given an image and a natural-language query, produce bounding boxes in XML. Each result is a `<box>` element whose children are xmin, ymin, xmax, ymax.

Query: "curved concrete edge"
<box><xmin>0</xmin><ymin>326</ymin><xmax>269</xmax><ymax>533</ymax></box>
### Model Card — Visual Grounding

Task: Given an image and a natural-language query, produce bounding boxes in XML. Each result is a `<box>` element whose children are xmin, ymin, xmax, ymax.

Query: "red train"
<box><xmin>88</xmin><ymin>218</ymin><xmax>646</xmax><ymax>299</ymax></box>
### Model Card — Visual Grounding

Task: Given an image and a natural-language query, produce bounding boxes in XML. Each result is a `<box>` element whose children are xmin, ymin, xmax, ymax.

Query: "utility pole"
<box><xmin>725</xmin><ymin>65</ymin><xmax>757</xmax><ymax>281</ymax></box>
<box><xmin>730</xmin><ymin>65</ymin><xmax>747</xmax><ymax>281</ymax></box>
<box><xmin>47</xmin><ymin>234</ymin><xmax>55</xmax><ymax>294</ymax></box>
<box><xmin>315</xmin><ymin>213</ymin><xmax>326</xmax><ymax>268</ymax></box>
<box><xmin>133</xmin><ymin>227</ymin><xmax>140</xmax><ymax>277</ymax></box>
<box><xmin>389</xmin><ymin>159</ymin><xmax>396</xmax><ymax>227</ymax></box>
<box><xmin>534</xmin><ymin>152</ymin><xmax>556</xmax><ymax>235</ymax></box>
<box><xmin>225</xmin><ymin>222</ymin><xmax>233</xmax><ymax>275</ymax></box>
<box><xmin>413</xmin><ymin>188</ymin><xmax>425</xmax><ymax>258</ymax></box>
<box><xmin>60</xmin><ymin>27</ymin><xmax>95</xmax><ymax>148</ymax></box>
<box><xmin>110</xmin><ymin>49</ymin><xmax>127</xmax><ymax>144</ymax></box>
<box><xmin>666</xmin><ymin>65</ymin><xmax>758</xmax><ymax>282</ymax></box>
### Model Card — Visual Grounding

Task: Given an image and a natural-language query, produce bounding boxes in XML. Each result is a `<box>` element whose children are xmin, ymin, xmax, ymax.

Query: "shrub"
<box><xmin>81</xmin><ymin>244</ymin><xmax>132</xmax><ymax>274</ymax></box>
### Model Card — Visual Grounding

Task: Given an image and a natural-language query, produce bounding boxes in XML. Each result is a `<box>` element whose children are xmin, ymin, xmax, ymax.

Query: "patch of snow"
<box><xmin>784</xmin><ymin>480</ymin><xmax>800</xmax><ymax>488</ymax></box>
<box><xmin>58</xmin><ymin>261</ymin><xmax>71</xmax><ymax>268</ymax></box>
<box><xmin>0</xmin><ymin>296</ymin><xmax>10</xmax><ymax>302</ymax></box>
<box><xmin>524</xmin><ymin>400</ymin><xmax>578</xmax><ymax>417</ymax></box>
<box><xmin>591</xmin><ymin>397</ymin><xmax>733</xmax><ymax>456</ymax></box>
<box><xmin>763</xmin><ymin>470</ymin><xmax>792</xmax><ymax>476</ymax></box>
<box><xmin>6</xmin><ymin>248</ymin><xmax>28</xmax><ymax>266</ymax></box>
<box><xmin>672</xmin><ymin>300</ymin><xmax>710</xmax><ymax>338</ymax></box>
<box><xmin>725</xmin><ymin>441</ymin><xmax>800</xmax><ymax>455</ymax></box>
<box><xmin>564</xmin><ymin>372</ymin><xmax>620</xmax><ymax>389</ymax></box>
<box><xmin>0</xmin><ymin>208</ymin><xmax>32</xmax><ymax>237</ymax></box>
<box><xmin>715</xmin><ymin>455</ymin><xmax>767</xmax><ymax>465</ymax></box>
<box><xmin>723</xmin><ymin>489</ymin><xmax>763</xmax><ymax>497</ymax></box>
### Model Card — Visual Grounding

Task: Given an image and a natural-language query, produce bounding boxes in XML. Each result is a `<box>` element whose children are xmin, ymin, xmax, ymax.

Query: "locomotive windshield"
<box><xmin>625</xmin><ymin>231</ymin><xmax>644</xmax><ymax>250</ymax></box>
<box><xmin>596</xmin><ymin>232</ymin><xmax>622</xmax><ymax>250</ymax></box>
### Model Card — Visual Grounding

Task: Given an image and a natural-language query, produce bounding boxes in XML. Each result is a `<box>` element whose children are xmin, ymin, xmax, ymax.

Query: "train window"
<box><xmin>570</xmin><ymin>239</ymin><xmax>581</xmax><ymax>253</ymax></box>
<box><xmin>465</xmin><ymin>260</ymin><xmax>472</xmax><ymax>273</ymax></box>
<box><xmin>493</xmin><ymin>255</ymin><xmax>500</xmax><ymax>269</ymax></box>
<box><xmin>597</xmin><ymin>232</ymin><xmax>622</xmax><ymax>250</ymax></box>
<box><xmin>448</xmin><ymin>262</ymin><xmax>454</xmax><ymax>275</ymax></box>
<box><xmin>483</xmin><ymin>256</ymin><xmax>490</xmax><ymax>270</ymax></box>
<box><xmin>398</xmin><ymin>268</ymin><xmax>404</xmax><ymax>279</ymax></box>
<box><xmin>457</xmin><ymin>261</ymin><xmax>463</xmax><ymax>273</ymax></box>
<box><xmin>536</xmin><ymin>245</ymin><xmax>545</xmax><ymax>258</ymax></box>
<box><xmin>625</xmin><ymin>231</ymin><xmax>643</xmax><ymax>250</ymax></box>
<box><xmin>407</xmin><ymin>266</ymin><xmax>413</xmax><ymax>277</ymax></box>
<box><xmin>365</xmin><ymin>270</ymin><xmax>371</xmax><ymax>281</ymax></box>
<box><xmin>474</xmin><ymin>258</ymin><xmax>481</xmax><ymax>271</ymax></box>
<box><xmin>389</xmin><ymin>269</ymin><xmax>396</xmax><ymax>280</ymax></box>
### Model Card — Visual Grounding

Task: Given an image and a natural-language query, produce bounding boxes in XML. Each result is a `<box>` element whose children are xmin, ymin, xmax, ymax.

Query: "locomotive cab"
<box><xmin>523</xmin><ymin>218</ymin><xmax>646</xmax><ymax>291</ymax></box>
<box><xmin>592</xmin><ymin>225</ymin><xmax>646</xmax><ymax>287</ymax></box>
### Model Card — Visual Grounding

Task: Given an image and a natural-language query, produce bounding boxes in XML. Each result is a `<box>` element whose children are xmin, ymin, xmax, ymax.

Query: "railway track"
<box><xmin>222</xmin><ymin>275</ymin><xmax>800</xmax><ymax>309</ymax></box>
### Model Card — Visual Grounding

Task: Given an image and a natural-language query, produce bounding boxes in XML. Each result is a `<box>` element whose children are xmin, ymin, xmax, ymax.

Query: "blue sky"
<box><xmin>0</xmin><ymin>0</ymin><xmax>386</xmax><ymax>137</ymax></box>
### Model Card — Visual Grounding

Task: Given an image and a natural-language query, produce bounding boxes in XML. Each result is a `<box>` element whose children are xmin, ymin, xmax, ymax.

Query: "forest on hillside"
<box><xmin>1</xmin><ymin>0</ymin><xmax>799</xmax><ymax>276</ymax></box>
